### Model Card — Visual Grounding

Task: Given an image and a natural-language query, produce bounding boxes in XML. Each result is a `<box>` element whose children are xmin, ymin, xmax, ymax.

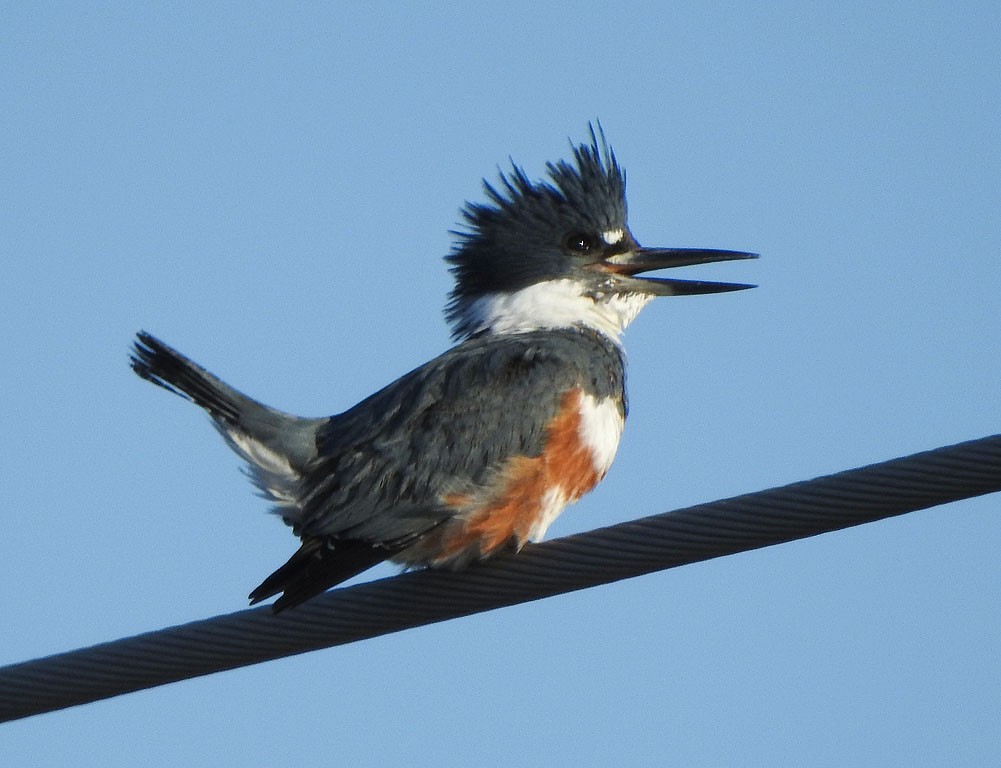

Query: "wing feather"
<box><xmin>295</xmin><ymin>328</ymin><xmax>625</xmax><ymax>545</ymax></box>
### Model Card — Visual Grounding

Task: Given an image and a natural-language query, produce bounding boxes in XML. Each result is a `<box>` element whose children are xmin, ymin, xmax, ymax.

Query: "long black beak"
<box><xmin>600</xmin><ymin>247</ymin><xmax>758</xmax><ymax>296</ymax></box>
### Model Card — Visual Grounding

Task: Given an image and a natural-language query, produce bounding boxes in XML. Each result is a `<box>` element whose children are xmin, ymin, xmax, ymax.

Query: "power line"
<box><xmin>2</xmin><ymin>433</ymin><xmax>999</xmax><ymax>723</ymax></box>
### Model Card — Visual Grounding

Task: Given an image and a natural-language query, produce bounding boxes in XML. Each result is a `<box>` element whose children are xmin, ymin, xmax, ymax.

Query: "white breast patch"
<box><xmin>577</xmin><ymin>393</ymin><xmax>624</xmax><ymax>477</ymax></box>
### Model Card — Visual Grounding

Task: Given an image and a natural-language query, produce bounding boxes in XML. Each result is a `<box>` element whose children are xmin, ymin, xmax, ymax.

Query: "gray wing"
<box><xmin>294</xmin><ymin>327</ymin><xmax>625</xmax><ymax>545</ymax></box>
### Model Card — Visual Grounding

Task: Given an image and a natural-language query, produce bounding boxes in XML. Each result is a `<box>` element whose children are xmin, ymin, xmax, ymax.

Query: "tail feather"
<box><xmin>131</xmin><ymin>331</ymin><xmax>323</xmax><ymax>511</ymax></box>
<box><xmin>249</xmin><ymin>537</ymin><xmax>395</xmax><ymax>612</ymax></box>
<box><xmin>131</xmin><ymin>331</ymin><xmax>386</xmax><ymax>611</ymax></box>
<box><xmin>131</xmin><ymin>331</ymin><xmax>247</xmax><ymax>425</ymax></box>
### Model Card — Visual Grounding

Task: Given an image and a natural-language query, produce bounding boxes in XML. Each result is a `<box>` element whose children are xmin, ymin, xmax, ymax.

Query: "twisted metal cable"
<box><xmin>2</xmin><ymin>433</ymin><xmax>1000</xmax><ymax>723</ymax></box>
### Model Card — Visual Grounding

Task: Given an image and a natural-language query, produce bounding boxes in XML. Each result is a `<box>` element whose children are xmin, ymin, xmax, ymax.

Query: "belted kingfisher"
<box><xmin>131</xmin><ymin>126</ymin><xmax>755</xmax><ymax>612</ymax></box>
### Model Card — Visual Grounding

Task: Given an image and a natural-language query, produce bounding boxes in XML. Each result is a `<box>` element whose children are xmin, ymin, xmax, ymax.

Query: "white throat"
<box><xmin>461</xmin><ymin>278</ymin><xmax>653</xmax><ymax>344</ymax></box>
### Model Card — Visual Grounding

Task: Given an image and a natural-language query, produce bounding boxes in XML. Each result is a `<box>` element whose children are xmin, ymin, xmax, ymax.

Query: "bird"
<box><xmin>131</xmin><ymin>125</ymin><xmax>756</xmax><ymax>612</ymax></box>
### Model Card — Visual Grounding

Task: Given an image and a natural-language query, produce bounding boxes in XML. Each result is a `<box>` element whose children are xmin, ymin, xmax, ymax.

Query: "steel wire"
<box><xmin>1</xmin><ymin>433</ymin><xmax>999</xmax><ymax>722</ymax></box>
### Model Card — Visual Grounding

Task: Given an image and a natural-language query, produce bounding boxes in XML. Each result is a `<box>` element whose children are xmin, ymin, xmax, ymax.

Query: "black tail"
<box><xmin>133</xmin><ymin>331</ymin><xmax>399</xmax><ymax>611</ymax></box>
<box><xmin>249</xmin><ymin>537</ymin><xmax>394</xmax><ymax>612</ymax></box>
<box><xmin>132</xmin><ymin>330</ymin><xmax>358</xmax><ymax>611</ymax></box>
<box><xmin>131</xmin><ymin>331</ymin><xmax>247</xmax><ymax>426</ymax></box>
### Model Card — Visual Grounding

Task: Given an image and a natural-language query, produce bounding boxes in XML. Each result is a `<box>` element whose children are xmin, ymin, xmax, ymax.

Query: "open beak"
<box><xmin>598</xmin><ymin>247</ymin><xmax>758</xmax><ymax>296</ymax></box>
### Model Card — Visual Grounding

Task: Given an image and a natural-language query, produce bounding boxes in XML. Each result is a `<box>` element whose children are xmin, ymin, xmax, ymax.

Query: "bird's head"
<box><xmin>445</xmin><ymin>125</ymin><xmax>756</xmax><ymax>342</ymax></box>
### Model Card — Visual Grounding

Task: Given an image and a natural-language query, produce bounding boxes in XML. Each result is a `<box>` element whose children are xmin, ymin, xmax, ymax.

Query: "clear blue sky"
<box><xmin>3</xmin><ymin>3</ymin><xmax>999</xmax><ymax>765</ymax></box>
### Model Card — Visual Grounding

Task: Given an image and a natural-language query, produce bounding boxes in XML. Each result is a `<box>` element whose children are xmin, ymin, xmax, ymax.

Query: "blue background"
<box><xmin>3</xmin><ymin>3</ymin><xmax>999</xmax><ymax>765</ymax></box>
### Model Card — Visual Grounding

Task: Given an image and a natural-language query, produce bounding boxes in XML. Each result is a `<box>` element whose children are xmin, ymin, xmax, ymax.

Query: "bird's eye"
<box><xmin>563</xmin><ymin>231</ymin><xmax>600</xmax><ymax>253</ymax></box>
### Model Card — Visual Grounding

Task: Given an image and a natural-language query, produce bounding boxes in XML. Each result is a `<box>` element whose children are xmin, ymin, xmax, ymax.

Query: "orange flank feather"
<box><xmin>401</xmin><ymin>388</ymin><xmax>605</xmax><ymax>567</ymax></box>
